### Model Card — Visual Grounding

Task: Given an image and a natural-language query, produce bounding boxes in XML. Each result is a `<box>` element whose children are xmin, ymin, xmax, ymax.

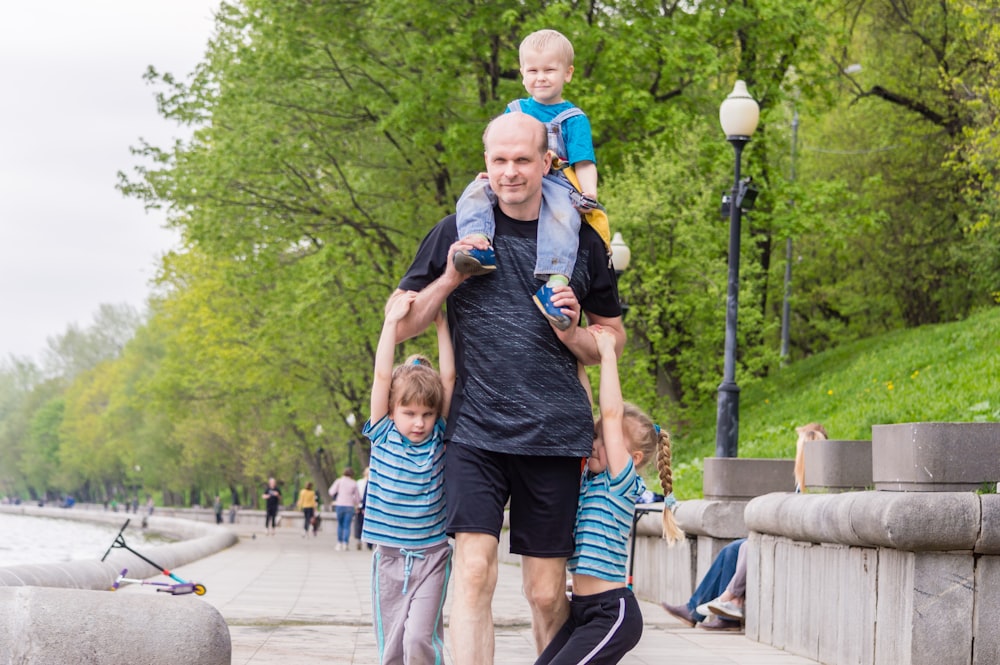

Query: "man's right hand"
<box><xmin>446</xmin><ymin>236</ymin><xmax>492</xmax><ymax>285</ymax></box>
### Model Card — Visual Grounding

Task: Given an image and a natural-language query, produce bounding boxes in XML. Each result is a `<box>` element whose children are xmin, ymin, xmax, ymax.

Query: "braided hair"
<box><xmin>622</xmin><ymin>404</ymin><xmax>684</xmax><ymax>545</ymax></box>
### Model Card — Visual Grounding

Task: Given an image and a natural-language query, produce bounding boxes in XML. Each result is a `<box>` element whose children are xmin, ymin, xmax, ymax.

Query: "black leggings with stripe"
<box><xmin>534</xmin><ymin>586</ymin><xmax>642</xmax><ymax>665</ymax></box>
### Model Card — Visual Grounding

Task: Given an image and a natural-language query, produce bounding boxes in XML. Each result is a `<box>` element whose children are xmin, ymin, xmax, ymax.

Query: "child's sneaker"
<box><xmin>533</xmin><ymin>284</ymin><xmax>572</xmax><ymax>330</ymax></box>
<box><xmin>454</xmin><ymin>247</ymin><xmax>497</xmax><ymax>276</ymax></box>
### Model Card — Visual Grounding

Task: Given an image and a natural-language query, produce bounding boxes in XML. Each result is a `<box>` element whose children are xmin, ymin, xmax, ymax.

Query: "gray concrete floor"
<box><xmin>145</xmin><ymin>521</ymin><xmax>820</xmax><ymax>664</ymax></box>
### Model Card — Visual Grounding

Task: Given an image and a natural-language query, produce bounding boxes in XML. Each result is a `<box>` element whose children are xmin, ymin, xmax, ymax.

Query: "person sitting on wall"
<box><xmin>660</xmin><ymin>538</ymin><xmax>745</xmax><ymax>631</ymax></box>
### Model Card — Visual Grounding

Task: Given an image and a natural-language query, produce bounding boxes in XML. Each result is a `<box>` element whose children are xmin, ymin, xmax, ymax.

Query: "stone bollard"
<box><xmin>0</xmin><ymin>586</ymin><xmax>230</xmax><ymax>665</ymax></box>
<box><xmin>873</xmin><ymin>422</ymin><xmax>1000</xmax><ymax>491</ymax></box>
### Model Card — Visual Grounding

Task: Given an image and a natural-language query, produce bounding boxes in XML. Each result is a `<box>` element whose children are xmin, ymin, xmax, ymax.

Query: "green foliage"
<box><xmin>3</xmin><ymin>0</ymin><xmax>1000</xmax><ymax>506</ymax></box>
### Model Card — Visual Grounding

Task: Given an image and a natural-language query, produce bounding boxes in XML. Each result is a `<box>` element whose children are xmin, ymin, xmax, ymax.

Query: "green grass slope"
<box><xmin>666</xmin><ymin>306</ymin><xmax>1000</xmax><ymax>499</ymax></box>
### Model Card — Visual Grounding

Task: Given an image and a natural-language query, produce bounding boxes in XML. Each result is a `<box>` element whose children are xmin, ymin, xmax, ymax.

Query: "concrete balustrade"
<box><xmin>627</xmin><ymin>423</ymin><xmax>1000</xmax><ymax>664</ymax></box>
<box><xmin>0</xmin><ymin>505</ymin><xmax>237</xmax><ymax>591</ymax></box>
<box><xmin>743</xmin><ymin>492</ymin><xmax>1000</xmax><ymax>665</ymax></box>
<box><xmin>0</xmin><ymin>505</ymin><xmax>235</xmax><ymax>664</ymax></box>
<box><xmin>0</xmin><ymin>586</ymin><xmax>230</xmax><ymax>665</ymax></box>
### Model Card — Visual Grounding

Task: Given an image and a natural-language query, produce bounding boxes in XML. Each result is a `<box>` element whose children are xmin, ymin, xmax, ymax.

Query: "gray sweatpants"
<box><xmin>371</xmin><ymin>541</ymin><xmax>452</xmax><ymax>665</ymax></box>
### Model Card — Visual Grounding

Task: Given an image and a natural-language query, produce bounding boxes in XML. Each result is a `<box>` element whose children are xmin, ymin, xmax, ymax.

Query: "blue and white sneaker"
<box><xmin>453</xmin><ymin>247</ymin><xmax>497</xmax><ymax>276</ymax></box>
<box><xmin>532</xmin><ymin>284</ymin><xmax>572</xmax><ymax>330</ymax></box>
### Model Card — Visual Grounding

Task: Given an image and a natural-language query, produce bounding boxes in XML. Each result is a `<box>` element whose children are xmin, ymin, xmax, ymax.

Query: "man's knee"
<box><xmin>454</xmin><ymin>534</ymin><xmax>499</xmax><ymax>595</ymax></box>
<box><xmin>523</xmin><ymin>581</ymin><xmax>564</xmax><ymax>614</ymax></box>
<box><xmin>521</xmin><ymin>558</ymin><xmax>567</xmax><ymax>613</ymax></box>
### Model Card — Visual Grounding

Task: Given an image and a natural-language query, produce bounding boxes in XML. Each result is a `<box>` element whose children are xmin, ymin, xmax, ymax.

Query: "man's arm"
<box><xmin>435</xmin><ymin>309</ymin><xmax>456</xmax><ymax>419</ymax></box>
<box><xmin>560</xmin><ymin>311</ymin><xmax>625</xmax><ymax>366</ymax></box>
<box><xmin>548</xmin><ymin>284</ymin><xmax>625</xmax><ymax>365</ymax></box>
<box><xmin>394</xmin><ymin>277</ymin><xmax>456</xmax><ymax>342</ymax></box>
<box><xmin>395</xmin><ymin>236</ymin><xmax>485</xmax><ymax>341</ymax></box>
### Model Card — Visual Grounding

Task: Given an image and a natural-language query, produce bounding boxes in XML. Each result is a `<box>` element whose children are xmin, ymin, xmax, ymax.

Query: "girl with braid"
<box><xmin>534</xmin><ymin>325</ymin><xmax>682</xmax><ymax>665</ymax></box>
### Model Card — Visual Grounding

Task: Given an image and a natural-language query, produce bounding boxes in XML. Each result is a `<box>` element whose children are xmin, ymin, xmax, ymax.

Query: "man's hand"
<box><xmin>546</xmin><ymin>284</ymin><xmax>582</xmax><ymax>335</ymax></box>
<box><xmin>393</xmin><ymin>235</ymin><xmax>487</xmax><ymax>343</ymax></box>
<box><xmin>443</xmin><ymin>235</ymin><xmax>492</xmax><ymax>286</ymax></box>
<box><xmin>544</xmin><ymin>284</ymin><xmax>626</xmax><ymax>365</ymax></box>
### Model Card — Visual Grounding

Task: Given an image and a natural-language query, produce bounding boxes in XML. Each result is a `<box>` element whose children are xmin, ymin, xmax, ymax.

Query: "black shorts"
<box><xmin>445</xmin><ymin>443</ymin><xmax>582</xmax><ymax>558</ymax></box>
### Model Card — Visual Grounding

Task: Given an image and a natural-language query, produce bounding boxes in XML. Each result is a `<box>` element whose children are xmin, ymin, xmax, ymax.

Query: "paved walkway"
<box><xmin>139</xmin><ymin>522</ymin><xmax>819</xmax><ymax>665</ymax></box>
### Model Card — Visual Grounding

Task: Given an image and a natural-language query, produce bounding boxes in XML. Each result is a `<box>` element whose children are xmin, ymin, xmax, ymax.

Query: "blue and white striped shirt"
<box><xmin>361</xmin><ymin>415</ymin><xmax>447</xmax><ymax>548</ymax></box>
<box><xmin>568</xmin><ymin>459</ymin><xmax>646</xmax><ymax>582</ymax></box>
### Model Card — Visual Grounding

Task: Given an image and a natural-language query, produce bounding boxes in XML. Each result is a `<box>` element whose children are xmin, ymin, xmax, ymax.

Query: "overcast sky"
<box><xmin>0</xmin><ymin>1</ymin><xmax>219</xmax><ymax>363</ymax></box>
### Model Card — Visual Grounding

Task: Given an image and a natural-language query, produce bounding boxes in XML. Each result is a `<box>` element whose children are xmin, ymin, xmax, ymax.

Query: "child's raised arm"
<box><xmin>370</xmin><ymin>291</ymin><xmax>418</xmax><ymax>424</ymax></box>
<box><xmin>435</xmin><ymin>309</ymin><xmax>455</xmax><ymax>419</ymax></box>
<box><xmin>589</xmin><ymin>325</ymin><xmax>629</xmax><ymax>477</ymax></box>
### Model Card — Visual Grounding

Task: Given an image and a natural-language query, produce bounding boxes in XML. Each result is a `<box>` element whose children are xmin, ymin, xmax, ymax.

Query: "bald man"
<box><xmin>394</xmin><ymin>112</ymin><xmax>625</xmax><ymax>664</ymax></box>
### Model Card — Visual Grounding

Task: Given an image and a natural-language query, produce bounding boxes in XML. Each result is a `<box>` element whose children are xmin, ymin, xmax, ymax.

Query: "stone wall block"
<box><xmin>771</xmin><ymin>539</ymin><xmax>791</xmax><ymax>650</ymax></box>
<box><xmin>975</xmin><ymin>494</ymin><xmax>1000</xmax><ymax>554</ymax></box>
<box><xmin>848</xmin><ymin>492</ymin><xmax>979</xmax><ymax>551</ymax></box>
<box><xmin>874</xmin><ymin>548</ymin><xmax>913</xmax><ymax>665</ymax></box>
<box><xmin>632</xmin><ymin>530</ymin><xmax>693</xmax><ymax>606</ymax></box>
<box><xmin>815</xmin><ymin>544</ymin><xmax>843</xmax><ymax>665</ymax></box>
<box><xmin>748</xmin><ymin>491</ymin><xmax>981</xmax><ymax>551</ymax></box>
<box><xmin>702</xmin><ymin>458</ymin><xmax>795</xmax><ymax>501</ymax></box>
<box><xmin>872</xmin><ymin>422</ymin><xmax>1000</xmax><ymax>491</ymax></box>
<box><xmin>782</xmin><ymin>541</ymin><xmax>819</xmax><ymax>660</ymax></box>
<box><xmin>0</xmin><ymin>586</ymin><xmax>230</xmax><ymax>665</ymax></box>
<box><xmin>674</xmin><ymin>498</ymin><xmax>749</xmax><ymax>538</ymax></box>
<box><xmin>836</xmin><ymin>547</ymin><xmax>877</xmax><ymax>665</ymax></box>
<box><xmin>909</xmin><ymin>552</ymin><xmax>973</xmax><ymax>665</ymax></box>
<box><xmin>804</xmin><ymin>439</ymin><xmax>873</xmax><ymax>492</ymax></box>
<box><xmin>756</xmin><ymin>534</ymin><xmax>777</xmax><ymax>645</ymax></box>
<box><xmin>973</xmin><ymin>555</ymin><xmax>1000</xmax><ymax>665</ymax></box>
<box><xmin>745</xmin><ymin>534</ymin><xmax>761</xmax><ymax>641</ymax></box>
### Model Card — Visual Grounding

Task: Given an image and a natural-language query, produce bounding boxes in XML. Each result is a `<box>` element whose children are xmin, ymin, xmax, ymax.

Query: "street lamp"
<box><xmin>610</xmin><ymin>232</ymin><xmax>631</xmax><ymax>318</ymax></box>
<box><xmin>345</xmin><ymin>413</ymin><xmax>357</xmax><ymax>470</ymax></box>
<box><xmin>716</xmin><ymin>80</ymin><xmax>759</xmax><ymax>458</ymax></box>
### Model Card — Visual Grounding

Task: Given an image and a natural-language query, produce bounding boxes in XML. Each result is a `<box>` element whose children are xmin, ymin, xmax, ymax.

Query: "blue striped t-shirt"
<box><xmin>361</xmin><ymin>415</ymin><xmax>448</xmax><ymax>548</ymax></box>
<box><xmin>568</xmin><ymin>459</ymin><xmax>646</xmax><ymax>582</ymax></box>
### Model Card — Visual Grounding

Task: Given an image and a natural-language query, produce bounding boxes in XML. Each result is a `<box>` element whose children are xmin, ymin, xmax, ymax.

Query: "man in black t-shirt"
<box><xmin>395</xmin><ymin>112</ymin><xmax>625</xmax><ymax>663</ymax></box>
<box><xmin>261</xmin><ymin>477</ymin><xmax>281</xmax><ymax>536</ymax></box>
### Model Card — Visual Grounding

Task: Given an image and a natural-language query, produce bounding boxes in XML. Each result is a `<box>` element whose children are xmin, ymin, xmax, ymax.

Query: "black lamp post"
<box><xmin>610</xmin><ymin>232</ymin><xmax>631</xmax><ymax>318</ymax></box>
<box><xmin>345</xmin><ymin>413</ymin><xmax>357</xmax><ymax>471</ymax></box>
<box><xmin>716</xmin><ymin>80</ymin><xmax>760</xmax><ymax>458</ymax></box>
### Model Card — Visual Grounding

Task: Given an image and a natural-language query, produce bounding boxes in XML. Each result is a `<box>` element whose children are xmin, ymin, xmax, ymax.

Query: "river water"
<box><xmin>0</xmin><ymin>513</ymin><xmax>162</xmax><ymax>568</ymax></box>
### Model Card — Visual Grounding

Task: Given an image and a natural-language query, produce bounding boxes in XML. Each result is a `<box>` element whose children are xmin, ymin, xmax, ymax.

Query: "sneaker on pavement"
<box><xmin>707</xmin><ymin>599</ymin><xmax>744</xmax><ymax>620</ymax></box>
<box><xmin>453</xmin><ymin>247</ymin><xmax>497</xmax><ymax>276</ymax></box>
<box><xmin>660</xmin><ymin>602</ymin><xmax>697</xmax><ymax>628</ymax></box>
<box><xmin>532</xmin><ymin>284</ymin><xmax>572</xmax><ymax>330</ymax></box>
<box><xmin>698</xmin><ymin>616</ymin><xmax>742</xmax><ymax>632</ymax></box>
<box><xmin>695</xmin><ymin>601</ymin><xmax>713</xmax><ymax>617</ymax></box>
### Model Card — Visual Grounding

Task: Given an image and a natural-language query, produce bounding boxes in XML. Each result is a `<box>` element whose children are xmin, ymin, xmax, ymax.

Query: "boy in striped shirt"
<box><xmin>362</xmin><ymin>290</ymin><xmax>455</xmax><ymax>664</ymax></box>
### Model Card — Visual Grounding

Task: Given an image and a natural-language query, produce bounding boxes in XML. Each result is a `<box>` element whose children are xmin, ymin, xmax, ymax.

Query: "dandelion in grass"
<box><xmin>827</xmin><ymin>389</ymin><xmax>834</xmax><ymax>395</ymax></box>
<box><xmin>886</xmin><ymin>381</ymin><xmax>894</xmax><ymax>391</ymax></box>
<box><xmin>911</xmin><ymin>370</ymin><xmax>919</xmax><ymax>380</ymax></box>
